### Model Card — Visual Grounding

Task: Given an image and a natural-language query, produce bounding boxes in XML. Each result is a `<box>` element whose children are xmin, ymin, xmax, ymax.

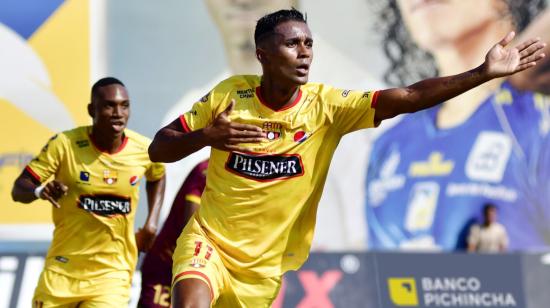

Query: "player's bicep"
<box><xmin>374</xmin><ymin>87</ymin><xmax>415</xmax><ymax>123</ymax></box>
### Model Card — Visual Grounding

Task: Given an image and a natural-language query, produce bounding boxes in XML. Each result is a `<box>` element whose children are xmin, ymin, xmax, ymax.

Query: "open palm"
<box><xmin>485</xmin><ymin>31</ymin><xmax>546</xmax><ymax>78</ymax></box>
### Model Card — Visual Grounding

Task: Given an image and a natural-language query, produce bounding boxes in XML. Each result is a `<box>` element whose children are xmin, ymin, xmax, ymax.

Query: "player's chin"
<box><xmin>291</xmin><ymin>74</ymin><xmax>309</xmax><ymax>85</ymax></box>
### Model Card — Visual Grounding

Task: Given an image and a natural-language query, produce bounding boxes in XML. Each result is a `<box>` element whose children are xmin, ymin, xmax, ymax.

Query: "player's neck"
<box><xmin>258</xmin><ymin>78</ymin><xmax>300</xmax><ymax>110</ymax></box>
<box><xmin>90</xmin><ymin>127</ymin><xmax>125</xmax><ymax>154</ymax></box>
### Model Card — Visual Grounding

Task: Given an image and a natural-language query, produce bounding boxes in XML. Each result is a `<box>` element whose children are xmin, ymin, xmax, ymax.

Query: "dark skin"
<box><xmin>12</xmin><ymin>84</ymin><xmax>165</xmax><ymax>252</ymax></box>
<box><xmin>154</xmin><ymin>21</ymin><xmax>545</xmax><ymax>307</ymax></box>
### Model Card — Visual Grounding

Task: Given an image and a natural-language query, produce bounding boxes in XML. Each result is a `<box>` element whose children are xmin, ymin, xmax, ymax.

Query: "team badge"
<box><xmin>263</xmin><ymin>122</ymin><xmax>282</xmax><ymax>140</ymax></box>
<box><xmin>103</xmin><ymin>170</ymin><xmax>118</xmax><ymax>185</ymax></box>
<box><xmin>129</xmin><ymin>175</ymin><xmax>139</xmax><ymax>186</ymax></box>
<box><xmin>79</xmin><ymin>171</ymin><xmax>90</xmax><ymax>182</ymax></box>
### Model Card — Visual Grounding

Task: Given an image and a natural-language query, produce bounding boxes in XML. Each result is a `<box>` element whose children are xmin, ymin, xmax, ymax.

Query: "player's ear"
<box><xmin>87</xmin><ymin>102</ymin><xmax>94</xmax><ymax>118</ymax></box>
<box><xmin>256</xmin><ymin>48</ymin><xmax>267</xmax><ymax>64</ymax></box>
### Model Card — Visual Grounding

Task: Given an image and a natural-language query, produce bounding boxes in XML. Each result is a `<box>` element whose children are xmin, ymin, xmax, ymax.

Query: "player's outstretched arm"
<box><xmin>136</xmin><ymin>175</ymin><xmax>166</xmax><ymax>252</ymax></box>
<box><xmin>149</xmin><ymin>100</ymin><xmax>264</xmax><ymax>163</ymax></box>
<box><xmin>374</xmin><ymin>32</ymin><xmax>546</xmax><ymax>122</ymax></box>
<box><xmin>11</xmin><ymin>170</ymin><xmax>66</xmax><ymax>208</ymax></box>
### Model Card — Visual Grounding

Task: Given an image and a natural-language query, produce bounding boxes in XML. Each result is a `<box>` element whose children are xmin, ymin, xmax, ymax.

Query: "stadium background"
<box><xmin>1</xmin><ymin>0</ymin><xmax>549</xmax><ymax>307</ymax></box>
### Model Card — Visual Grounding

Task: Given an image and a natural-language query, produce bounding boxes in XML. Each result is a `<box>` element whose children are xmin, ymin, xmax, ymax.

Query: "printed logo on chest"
<box><xmin>226</xmin><ymin>152</ymin><xmax>304</xmax><ymax>181</ymax></box>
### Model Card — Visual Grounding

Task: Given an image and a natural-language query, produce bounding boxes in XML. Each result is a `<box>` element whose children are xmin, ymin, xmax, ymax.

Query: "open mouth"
<box><xmin>296</xmin><ymin>64</ymin><xmax>310</xmax><ymax>75</ymax></box>
<box><xmin>110</xmin><ymin>120</ymin><xmax>125</xmax><ymax>130</ymax></box>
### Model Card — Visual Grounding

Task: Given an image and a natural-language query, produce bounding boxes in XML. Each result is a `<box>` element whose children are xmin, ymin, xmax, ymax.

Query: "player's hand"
<box><xmin>484</xmin><ymin>31</ymin><xmax>546</xmax><ymax>78</ymax></box>
<box><xmin>136</xmin><ymin>225</ymin><xmax>157</xmax><ymax>252</ymax></box>
<box><xmin>39</xmin><ymin>180</ymin><xmax>68</xmax><ymax>208</ymax></box>
<box><xmin>203</xmin><ymin>99</ymin><xmax>264</xmax><ymax>152</ymax></box>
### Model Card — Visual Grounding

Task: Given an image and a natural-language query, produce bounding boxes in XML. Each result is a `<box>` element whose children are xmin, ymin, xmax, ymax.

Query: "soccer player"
<box><xmin>148</xmin><ymin>9</ymin><xmax>545</xmax><ymax>307</ymax></box>
<box><xmin>366</xmin><ymin>0</ymin><xmax>550</xmax><ymax>251</ymax></box>
<box><xmin>11</xmin><ymin>77</ymin><xmax>166</xmax><ymax>307</ymax></box>
<box><xmin>138</xmin><ymin>160</ymin><xmax>208</xmax><ymax>307</ymax></box>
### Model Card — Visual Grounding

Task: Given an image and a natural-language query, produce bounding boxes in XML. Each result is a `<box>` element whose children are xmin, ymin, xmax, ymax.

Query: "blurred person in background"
<box><xmin>467</xmin><ymin>203</ymin><xmax>509</xmax><ymax>253</ymax></box>
<box><xmin>138</xmin><ymin>160</ymin><xmax>208</xmax><ymax>308</ymax></box>
<box><xmin>11</xmin><ymin>77</ymin><xmax>166</xmax><ymax>307</ymax></box>
<box><xmin>161</xmin><ymin>0</ymin><xmax>384</xmax><ymax>251</ymax></box>
<box><xmin>366</xmin><ymin>0</ymin><xmax>550</xmax><ymax>251</ymax></box>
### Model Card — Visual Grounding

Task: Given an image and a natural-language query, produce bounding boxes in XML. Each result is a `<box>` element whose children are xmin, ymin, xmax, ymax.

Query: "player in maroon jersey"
<box><xmin>138</xmin><ymin>160</ymin><xmax>208</xmax><ymax>307</ymax></box>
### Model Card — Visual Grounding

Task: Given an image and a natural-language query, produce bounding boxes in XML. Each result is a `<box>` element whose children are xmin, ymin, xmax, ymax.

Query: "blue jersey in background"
<box><xmin>366</xmin><ymin>82</ymin><xmax>550</xmax><ymax>251</ymax></box>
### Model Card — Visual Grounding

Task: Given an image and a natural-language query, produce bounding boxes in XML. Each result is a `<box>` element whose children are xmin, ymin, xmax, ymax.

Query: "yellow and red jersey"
<box><xmin>26</xmin><ymin>126</ymin><xmax>165</xmax><ymax>280</ymax></box>
<box><xmin>177</xmin><ymin>75</ymin><xmax>378</xmax><ymax>277</ymax></box>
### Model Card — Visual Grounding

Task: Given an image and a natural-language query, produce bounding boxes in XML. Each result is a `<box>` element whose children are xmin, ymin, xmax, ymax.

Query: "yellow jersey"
<box><xmin>178</xmin><ymin>75</ymin><xmax>379</xmax><ymax>277</ymax></box>
<box><xmin>26</xmin><ymin>126</ymin><xmax>165</xmax><ymax>280</ymax></box>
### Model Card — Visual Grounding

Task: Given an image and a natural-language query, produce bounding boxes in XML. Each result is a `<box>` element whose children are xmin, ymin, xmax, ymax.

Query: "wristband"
<box><xmin>34</xmin><ymin>185</ymin><xmax>45</xmax><ymax>199</ymax></box>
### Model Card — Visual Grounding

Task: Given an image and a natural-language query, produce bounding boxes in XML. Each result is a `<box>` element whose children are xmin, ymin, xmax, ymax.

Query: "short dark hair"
<box><xmin>91</xmin><ymin>77</ymin><xmax>125</xmax><ymax>100</ymax></box>
<box><xmin>254</xmin><ymin>8</ymin><xmax>307</xmax><ymax>45</ymax></box>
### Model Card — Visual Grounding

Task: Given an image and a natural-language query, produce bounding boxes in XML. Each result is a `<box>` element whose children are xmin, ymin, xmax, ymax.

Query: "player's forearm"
<box><xmin>144</xmin><ymin>176</ymin><xmax>166</xmax><ymax>231</ymax></box>
<box><xmin>149</xmin><ymin>128</ymin><xmax>209</xmax><ymax>163</ymax></box>
<box><xmin>376</xmin><ymin>64</ymin><xmax>492</xmax><ymax>120</ymax></box>
<box><xmin>11</xmin><ymin>176</ymin><xmax>39</xmax><ymax>203</ymax></box>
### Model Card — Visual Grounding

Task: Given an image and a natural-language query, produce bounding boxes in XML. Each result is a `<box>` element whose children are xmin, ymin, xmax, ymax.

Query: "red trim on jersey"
<box><xmin>25</xmin><ymin>166</ymin><xmax>41</xmax><ymax>181</ymax></box>
<box><xmin>255</xmin><ymin>87</ymin><xmax>303</xmax><ymax>112</ymax></box>
<box><xmin>89</xmin><ymin>134</ymin><xmax>128</xmax><ymax>154</ymax></box>
<box><xmin>371</xmin><ymin>91</ymin><xmax>380</xmax><ymax>108</ymax></box>
<box><xmin>179</xmin><ymin>115</ymin><xmax>191</xmax><ymax>132</ymax></box>
<box><xmin>173</xmin><ymin>270</ymin><xmax>214</xmax><ymax>301</ymax></box>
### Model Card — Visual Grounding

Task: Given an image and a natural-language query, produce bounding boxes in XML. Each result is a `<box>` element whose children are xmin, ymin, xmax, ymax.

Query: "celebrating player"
<box><xmin>138</xmin><ymin>160</ymin><xmax>208</xmax><ymax>307</ymax></box>
<box><xmin>12</xmin><ymin>77</ymin><xmax>166</xmax><ymax>307</ymax></box>
<box><xmin>148</xmin><ymin>9</ymin><xmax>545</xmax><ymax>307</ymax></box>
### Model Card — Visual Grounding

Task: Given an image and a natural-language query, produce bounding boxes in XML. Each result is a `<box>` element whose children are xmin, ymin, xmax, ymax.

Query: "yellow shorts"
<box><xmin>33</xmin><ymin>269</ymin><xmax>131</xmax><ymax>308</ymax></box>
<box><xmin>172</xmin><ymin>219</ymin><xmax>282</xmax><ymax>307</ymax></box>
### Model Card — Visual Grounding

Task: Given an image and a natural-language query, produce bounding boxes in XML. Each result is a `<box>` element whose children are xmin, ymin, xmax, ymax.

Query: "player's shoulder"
<box><xmin>124</xmin><ymin>128</ymin><xmax>152</xmax><ymax>150</ymax></box>
<box><xmin>51</xmin><ymin>125</ymin><xmax>89</xmax><ymax>146</ymax></box>
<box><xmin>216</xmin><ymin>75</ymin><xmax>261</xmax><ymax>92</ymax></box>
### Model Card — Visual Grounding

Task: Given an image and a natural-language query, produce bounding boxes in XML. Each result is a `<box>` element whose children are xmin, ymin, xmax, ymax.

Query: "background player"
<box><xmin>138</xmin><ymin>160</ymin><xmax>208</xmax><ymax>307</ymax></box>
<box><xmin>366</xmin><ymin>0</ymin><xmax>550</xmax><ymax>251</ymax></box>
<box><xmin>11</xmin><ymin>77</ymin><xmax>166</xmax><ymax>307</ymax></box>
<box><xmin>148</xmin><ymin>9</ymin><xmax>545</xmax><ymax>307</ymax></box>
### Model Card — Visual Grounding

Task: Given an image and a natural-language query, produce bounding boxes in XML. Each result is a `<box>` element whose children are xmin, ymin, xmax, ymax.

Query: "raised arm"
<box><xmin>374</xmin><ymin>32</ymin><xmax>546</xmax><ymax>122</ymax></box>
<box><xmin>149</xmin><ymin>100</ymin><xmax>264</xmax><ymax>163</ymax></box>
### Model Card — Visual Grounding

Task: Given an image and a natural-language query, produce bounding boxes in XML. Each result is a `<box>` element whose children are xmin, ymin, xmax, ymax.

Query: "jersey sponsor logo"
<box><xmin>199</xmin><ymin>92</ymin><xmax>210</xmax><ymax>102</ymax></box>
<box><xmin>79</xmin><ymin>171</ymin><xmax>90</xmax><ymax>182</ymax></box>
<box><xmin>78</xmin><ymin>194</ymin><xmax>131</xmax><ymax>216</ymax></box>
<box><xmin>465</xmin><ymin>132</ymin><xmax>512</xmax><ymax>183</ymax></box>
<box><xmin>341</xmin><ymin>90</ymin><xmax>351</xmax><ymax>97</ymax></box>
<box><xmin>409</xmin><ymin>152</ymin><xmax>454</xmax><ymax>177</ymax></box>
<box><xmin>55</xmin><ymin>256</ymin><xmax>68</xmax><ymax>263</ymax></box>
<box><xmin>103</xmin><ymin>170</ymin><xmax>118</xmax><ymax>185</ymax></box>
<box><xmin>294</xmin><ymin>130</ymin><xmax>308</xmax><ymax>143</ymax></box>
<box><xmin>76</xmin><ymin>139</ymin><xmax>89</xmax><ymax>148</ymax></box>
<box><xmin>129</xmin><ymin>175</ymin><xmax>139</xmax><ymax>186</ymax></box>
<box><xmin>226</xmin><ymin>152</ymin><xmax>304</xmax><ymax>181</ymax></box>
<box><xmin>236</xmin><ymin>88</ymin><xmax>254</xmax><ymax>99</ymax></box>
